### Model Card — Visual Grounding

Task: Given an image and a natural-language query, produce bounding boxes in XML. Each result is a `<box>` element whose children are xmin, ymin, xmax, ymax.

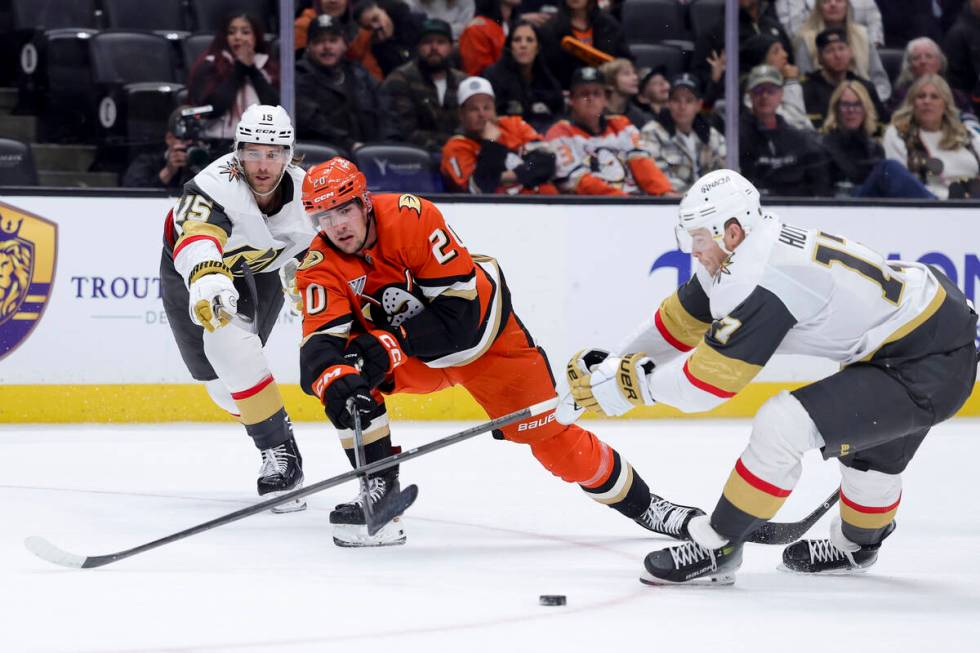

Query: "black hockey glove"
<box><xmin>514</xmin><ymin>149</ymin><xmax>557</xmax><ymax>188</ymax></box>
<box><xmin>324</xmin><ymin>372</ymin><xmax>379</xmax><ymax>431</ymax></box>
<box><xmin>344</xmin><ymin>330</ymin><xmax>407</xmax><ymax>389</ymax></box>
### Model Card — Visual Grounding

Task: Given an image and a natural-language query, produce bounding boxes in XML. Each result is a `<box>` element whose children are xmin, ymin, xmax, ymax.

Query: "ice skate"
<box><xmin>257</xmin><ymin>436</ymin><xmax>306</xmax><ymax>514</ymax></box>
<box><xmin>634</xmin><ymin>493</ymin><xmax>705</xmax><ymax>540</ymax></box>
<box><xmin>780</xmin><ymin>520</ymin><xmax>895</xmax><ymax>574</ymax></box>
<box><xmin>640</xmin><ymin>515</ymin><xmax>741</xmax><ymax>586</ymax></box>
<box><xmin>330</xmin><ymin>469</ymin><xmax>412</xmax><ymax>547</ymax></box>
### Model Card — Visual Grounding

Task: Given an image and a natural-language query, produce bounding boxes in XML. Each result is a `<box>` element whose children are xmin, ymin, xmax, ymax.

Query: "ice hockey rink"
<box><xmin>4</xmin><ymin>418</ymin><xmax>979</xmax><ymax>653</ymax></box>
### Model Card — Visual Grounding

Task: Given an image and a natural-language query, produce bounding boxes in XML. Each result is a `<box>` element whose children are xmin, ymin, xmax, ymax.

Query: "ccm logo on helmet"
<box><xmin>517</xmin><ymin>412</ymin><xmax>557</xmax><ymax>431</ymax></box>
<box><xmin>702</xmin><ymin>176</ymin><xmax>731</xmax><ymax>192</ymax></box>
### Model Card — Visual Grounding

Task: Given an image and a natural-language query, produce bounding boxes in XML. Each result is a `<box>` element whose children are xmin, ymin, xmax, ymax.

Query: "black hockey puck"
<box><xmin>539</xmin><ymin>594</ymin><xmax>566</xmax><ymax>606</ymax></box>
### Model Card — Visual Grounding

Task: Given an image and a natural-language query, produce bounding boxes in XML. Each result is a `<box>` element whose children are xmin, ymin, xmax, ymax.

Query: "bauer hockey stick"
<box><xmin>24</xmin><ymin>397</ymin><xmax>559</xmax><ymax>569</ymax></box>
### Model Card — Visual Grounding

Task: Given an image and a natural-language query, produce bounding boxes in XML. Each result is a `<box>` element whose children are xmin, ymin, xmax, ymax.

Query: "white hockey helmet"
<box><xmin>676</xmin><ymin>169</ymin><xmax>762</xmax><ymax>253</ymax></box>
<box><xmin>234</xmin><ymin>104</ymin><xmax>295</xmax><ymax>196</ymax></box>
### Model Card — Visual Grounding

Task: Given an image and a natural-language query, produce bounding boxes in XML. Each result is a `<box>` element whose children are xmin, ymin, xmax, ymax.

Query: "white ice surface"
<box><xmin>3</xmin><ymin>419</ymin><xmax>979</xmax><ymax>653</ymax></box>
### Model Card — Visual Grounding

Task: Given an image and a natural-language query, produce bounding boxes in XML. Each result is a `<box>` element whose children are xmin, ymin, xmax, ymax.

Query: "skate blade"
<box><xmin>332</xmin><ymin>521</ymin><xmax>405</xmax><ymax>548</ymax></box>
<box><xmin>259</xmin><ymin>483</ymin><xmax>308</xmax><ymax>514</ymax></box>
<box><xmin>776</xmin><ymin>563</ymin><xmax>870</xmax><ymax>576</ymax></box>
<box><xmin>639</xmin><ymin>571</ymin><xmax>736</xmax><ymax>587</ymax></box>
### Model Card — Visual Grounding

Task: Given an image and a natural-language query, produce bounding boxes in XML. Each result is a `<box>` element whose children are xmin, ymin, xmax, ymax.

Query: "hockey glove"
<box><xmin>278</xmin><ymin>257</ymin><xmax>303</xmax><ymax>315</ymax></box>
<box><xmin>569</xmin><ymin>351</ymin><xmax>656</xmax><ymax>417</ymax></box>
<box><xmin>316</xmin><ymin>364</ymin><xmax>379</xmax><ymax>431</ymax></box>
<box><xmin>344</xmin><ymin>330</ymin><xmax>407</xmax><ymax>388</ymax></box>
<box><xmin>514</xmin><ymin>148</ymin><xmax>557</xmax><ymax>188</ymax></box>
<box><xmin>188</xmin><ymin>262</ymin><xmax>239</xmax><ymax>333</ymax></box>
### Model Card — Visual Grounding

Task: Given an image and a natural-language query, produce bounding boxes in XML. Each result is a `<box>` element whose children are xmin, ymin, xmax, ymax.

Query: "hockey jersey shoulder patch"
<box><xmin>398</xmin><ymin>194</ymin><xmax>423</xmax><ymax>217</ymax></box>
<box><xmin>298</xmin><ymin>249</ymin><xmax>325</xmax><ymax>271</ymax></box>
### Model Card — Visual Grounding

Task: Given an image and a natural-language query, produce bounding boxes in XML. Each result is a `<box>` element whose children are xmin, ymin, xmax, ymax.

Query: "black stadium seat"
<box><xmin>190</xmin><ymin>0</ymin><xmax>274</xmax><ymax>32</ymax></box>
<box><xmin>0</xmin><ymin>138</ymin><xmax>39</xmax><ymax>186</ymax></box>
<box><xmin>878</xmin><ymin>47</ymin><xmax>904</xmax><ymax>85</ymax></box>
<box><xmin>354</xmin><ymin>144</ymin><xmax>443</xmax><ymax>193</ymax></box>
<box><xmin>102</xmin><ymin>0</ymin><xmax>188</xmax><ymax>31</ymax></box>
<box><xmin>622</xmin><ymin>0</ymin><xmax>689</xmax><ymax>45</ymax></box>
<box><xmin>37</xmin><ymin>28</ymin><xmax>100</xmax><ymax>142</ymax></box>
<box><xmin>294</xmin><ymin>142</ymin><xmax>344</xmax><ymax>170</ymax></box>
<box><xmin>11</xmin><ymin>0</ymin><xmax>97</xmax><ymax>31</ymax></box>
<box><xmin>688</xmin><ymin>0</ymin><xmax>724</xmax><ymax>41</ymax></box>
<box><xmin>630</xmin><ymin>43</ymin><xmax>686</xmax><ymax>78</ymax></box>
<box><xmin>180</xmin><ymin>33</ymin><xmax>215</xmax><ymax>80</ymax></box>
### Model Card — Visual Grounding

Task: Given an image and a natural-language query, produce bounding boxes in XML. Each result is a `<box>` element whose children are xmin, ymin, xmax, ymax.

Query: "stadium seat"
<box><xmin>689</xmin><ymin>0</ymin><xmax>724</xmax><ymax>41</ymax></box>
<box><xmin>622</xmin><ymin>0</ymin><xmax>689</xmax><ymax>45</ymax></box>
<box><xmin>125</xmin><ymin>82</ymin><xmax>186</xmax><ymax>149</ymax></box>
<box><xmin>630</xmin><ymin>44</ymin><xmax>686</xmax><ymax>78</ymax></box>
<box><xmin>101</xmin><ymin>0</ymin><xmax>188</xmax><ymax>31</ymax></box>
<box><xmin>89</xmin><ymin>32</ymin><xmax>180</xmax><ymax>144</ymax></box>
<box><xmin>294</xmin><ymin>142</ymin><xmax>344</xmax><ymax>170</ymax></box>
<box><xmin>354</xmin><ymin>144</ymin><xmax>443</xmax><ymax>193</ymax></box>
<box><xmin>189</xmin><ymin>0</ymin><xmax>275</xmax><ymax>32</ymax></box>
<box><xmin>878</xmin><ymin>48</ymin><xmax>904</xmax><ymax>85</ymax></box>
<box><xmin>180</xmin><ymin>33</ymin><xmax>215</xmax><ymax>80</ymax></box>
<box><xmin>35</xmin><ymin>28</ymin><xmax>100</xmax><ymax>142</ymax></box>
<box><xmin>11</xmin><ymin>0</ymin><xmax>97</xmax><ymax>31</ymax></box>
<box><xmin>0</xmin><ymin>138</ymin><xmax>39</xmax><ymax>186</ymax></box>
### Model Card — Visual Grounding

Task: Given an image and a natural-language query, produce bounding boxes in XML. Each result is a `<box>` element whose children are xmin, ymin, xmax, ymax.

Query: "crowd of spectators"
<box><xmin>112</xmin><ymin>0</ymin><xmax>980</xmax><ymax>200</ymax></box>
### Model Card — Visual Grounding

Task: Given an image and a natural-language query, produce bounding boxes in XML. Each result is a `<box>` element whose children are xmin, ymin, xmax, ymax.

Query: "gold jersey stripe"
<box><xmin>722</xmin><ymin>469</ymin><xmax>788</xmax><ymax>519</ymax></box>
<box><xmin>840</xmin><ymin>503</ymin><xmax>898</xmax><ymax>530</ymax></box>
<box><xmin>440</xmin><ymin>288</ymin><xmax>479</xmax><ymax>301</ymax></box>
<box><xmin>687</xmin><ymin>343</ymin><xmax>763</xmax><ymax>395</ymax></box>
<box><xmin>177</xmin><ymin>221</ymin><xmax>230</xmax><ymax>249</ymax></box>
<box><xmin>340</xmin><ymin>423</ymin><xmax>391</xmax><ymax>449</ymax></box>
<box><xmin>234</xmin><ymin>381</ymin><xmax>285</xmax><ymax>425</ymax></box>
<box><xmin>659</xmin><ymin>292</ymin><xmax>711</xmax><ymax>348</ymax></box>
<box><xmin>592</xmin><ymin>464</ymin><xmax>635</xmax><ymax>505</ymax></box>
<box><xmin>860</xmin><ymin>284</ymin><xmax>947</xmax><ymax>362</ymax></box>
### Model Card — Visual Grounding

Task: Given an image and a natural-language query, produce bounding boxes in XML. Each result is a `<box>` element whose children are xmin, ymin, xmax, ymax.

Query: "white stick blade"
<box><xmin>24</xmin><ymin>536</ymin><xmax>87</xmax><ymax>569</ymax></box>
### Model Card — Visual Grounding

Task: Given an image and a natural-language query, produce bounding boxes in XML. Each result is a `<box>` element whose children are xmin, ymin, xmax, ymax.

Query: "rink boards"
<box><xmin>0</xmin><ymin>196</ymin><xmax>977</xmax><ymax>422</ymax></box>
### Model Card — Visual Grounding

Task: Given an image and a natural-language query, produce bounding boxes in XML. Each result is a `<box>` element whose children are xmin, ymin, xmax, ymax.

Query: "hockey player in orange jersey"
<box><xmin>292</xmin><ymin>157</ymin><xmax>703</xmax><ymax>546</ymax></box>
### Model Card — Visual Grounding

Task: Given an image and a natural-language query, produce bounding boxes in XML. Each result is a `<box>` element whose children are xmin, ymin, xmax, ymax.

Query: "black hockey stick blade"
<box><xmin>367</xmin><ymin>484</ymin><xmax>419</xmax><ymax>537</ymax></box>
<box><xmin>24</xmin><ymin>397</ymin><xmax>557</xmax><ymax>569</ymax></box>
<box><xmin>746</xmin><ymin>489</ymin><xmax>840</xmax><ymax>545</ymax></box>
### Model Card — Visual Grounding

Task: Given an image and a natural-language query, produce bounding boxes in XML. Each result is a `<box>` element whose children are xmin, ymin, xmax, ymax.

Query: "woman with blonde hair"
<box><xmin>883</xmin><ymin>74</ymin><xmax>980</xmax><ymax>199</ymax></box>
<box><xmin>794</xmin><ymin>0</ymin><xmax>891</xmax><ymax>101</ymax></box>
<box><xmin>822</xmin><ymin>80</ymin><xmax>934</xmax><ymax>198</ymax></box>
<box><xmin>599</xmin><ymin>58</ymin><xmax>654</xmax><ymax>127</ymax></box>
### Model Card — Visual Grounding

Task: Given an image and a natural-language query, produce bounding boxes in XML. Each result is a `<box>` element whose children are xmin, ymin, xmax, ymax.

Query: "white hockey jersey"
<box><xmin>167</xmin><ymin>153</ymin><xmax>314</xmax><ymax>284</ymax></box>
<box><xmin>622</xmin><ymin>214</ymin><xmax>949</xmax><ymax>413</ymax></box>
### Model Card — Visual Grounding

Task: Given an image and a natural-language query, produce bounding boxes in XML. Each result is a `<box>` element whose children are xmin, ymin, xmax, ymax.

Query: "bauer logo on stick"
<box><xmin>0</xmin><ymin>202</ymin><xmax>57</xmax><ymax>362</ymax></box>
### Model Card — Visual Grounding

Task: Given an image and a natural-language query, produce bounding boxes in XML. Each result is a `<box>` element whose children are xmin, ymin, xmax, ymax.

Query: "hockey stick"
<box><xmin>745</xmin><ymin>489</ymin><xmax>840</xmax><ymax>545</ymax></box>
<box><xmin>348</xmin><ymin>399</ymin><xmax>419</xmax><ymax>536</ymax></box>
<box><xmin>24</xmin><ymin>397</ymin><xmax>558</xmax><ymax>569</ymax></box>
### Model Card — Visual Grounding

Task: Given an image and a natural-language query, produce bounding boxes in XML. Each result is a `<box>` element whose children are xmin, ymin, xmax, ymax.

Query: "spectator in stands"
<box><xmin>794</xmin><ymin>0</ymin><xmax>891</xmax><ymax>101</ymax></box>
<box><xmin>821</xmin><ymin>80</ymin><xmax>935</xmax><ymax>198</ymax></box>
<box><xmin>802</xmin><ymin>27</ymin><xmax>888</xmax><ymax>128</ymax></box>
<box><xmin>943</xmin><ymin>0</ymin><xmax>980</xmax><ymax>114</ymax></box>
<box><xmin>545</xmin><ymin>67</ymin><xmax>673</xmax><ymax>196</ymax></box>
<box><xmin>295</xmin><ymin>0</ymin><xmax>359</xmax><ymax>51</ymax></box>
<box><xmin>740</xmin><ymin>64</ymin><xmax>831</xmax><ymax>196</ymax></box>
<box><xmin>295</xmin><ymin>15</ymin><xmax>388</xmax><ymax>156</ymax></box>
<box><xmin>540</xmin><ymin>0</ymin><xmax>631</xmax><ymax>89</ymax></box>
<box><xmin>775</xmin><ymin>0</ymin><xmax>883</xmax><ymax>46</ymax></box>
<box><xmin>405</xmin><ymin>0</ymin><xmax>475</xmax><ymax>41</ymax></box>
<box><xmin>459</xmin><ymin>0</ymin><xmax>521</xmax><ymax>76</ymax></box>
<box><xmin>441</xmin><ymin>76</ymin><xmax>558</xmax><ymax>193</ymax></box>
<box><xmin>883</xmin><ymin>74</ymin><xmax>980</xmax><ymax>199</ymax></box>
<box><xmin>598</xmin><ymin>58</ymin><xmax>650</xmax><ymax>128</ymax></box>
<box><xmin>737</xmin><ymin>32</ymin><xmax>812</xmax><ymax>130</ymax></box>
<box><xmin>887</xmin><ymin>38</ymin><xmax>978</xmax><ymax>128</ymax></box>
<box><xmin>632</xmin><ymin>66</ymin><xmax>670</xmax><ymax>127</ymax></box>
<box><xmin>640</xmin><ymin>73</ymin><xmax>726</xmax><ymax>194</ymax></box>
<box><xmin>483</xmin><ymin>20</ymin><xmax>564</xmax><ymax>133</ymax></box>
<box><xmin>122</xmin><ymin>109</ymin><xmax>196</xmax><ymax>190</ymax></box>
<box><xmin>380</xmin><ymin>18</ymin><xmax>468</xmax><ymax>152</ymax></box>
<box><xmin>876</xmin><ymin>0</ymin><xmax>943</xmax><ymax>48</ymax></box>
<box><xmin>353</xmin><ymin>0</ymin><xmax>424</xmax><ymax>77</ymax></box>
<box><xmin>188</xmin><ymin>13</ymin><xmax>279</xmax><ymax>142</ymax></box>
<box><xmin>692</xmin><ymin>0</ymin><xmax>794</xmax><ymax>100</ymax></box>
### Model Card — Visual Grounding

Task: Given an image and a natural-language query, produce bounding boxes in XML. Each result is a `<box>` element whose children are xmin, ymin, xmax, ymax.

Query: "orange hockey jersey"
<box><xmin>296</xmin><ymin>193</ymin><xmax>511</xmax><ymax>394</ymax></box>
<box><xmin>459</xmin><ymin>16</ymin><xmax>505</xmax><ymax>76</ymax></box>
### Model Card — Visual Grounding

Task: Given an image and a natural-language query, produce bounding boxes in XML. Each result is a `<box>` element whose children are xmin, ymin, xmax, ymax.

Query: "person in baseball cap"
<box><xmin>746</xmin><ymin>64</ymin><xmax>784</xmax><ymax>93</ymax></box>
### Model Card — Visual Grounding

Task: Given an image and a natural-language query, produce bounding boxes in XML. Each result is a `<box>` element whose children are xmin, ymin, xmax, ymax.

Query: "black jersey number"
<box><xmin>813</xmin><ymin>240</ymin><xmax>904</xmax><ymax>305</ymax></box>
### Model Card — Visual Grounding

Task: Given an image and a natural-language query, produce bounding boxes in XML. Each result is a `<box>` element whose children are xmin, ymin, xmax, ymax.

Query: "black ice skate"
<box><xmin>330</xmin><ymin>469</ymin><xmax>417</xmax><ymax>547</ymax></box>
<box><xmin>634</xmin><ymin>493</ymin><xmax>706</xmax><ymax>540</ymax></box>
<box><xmin>781</xmin><ymin>522</ymin><xmax>895</xmax><ymax>575</ymax></box>
<box><xmin>641</xmin><ymin>540</ymin><xmax>743</xmax><ymax>586</ymax></box>
<box><xmin>257</xmin><ymin>436</ymin><xmax>306</xmax><ymax>514</ymax></box>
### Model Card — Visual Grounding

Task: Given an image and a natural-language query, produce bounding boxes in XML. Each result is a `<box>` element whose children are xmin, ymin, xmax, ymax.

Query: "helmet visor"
<box><xmin>307</xmin><ymin>202</ymin><xmax>361</xmax><ymax>230</ymax></box>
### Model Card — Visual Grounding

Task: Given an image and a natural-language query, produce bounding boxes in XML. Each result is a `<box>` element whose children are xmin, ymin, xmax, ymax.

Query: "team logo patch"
<box><xmin>218</xmin><ymin>159</ymin><xmax>244</xmax><ymax>182</ymax></box>
<box><xmin>0</xmin><ymin>203</ymin><xmax>57</xmax><ymax>362</ymax></box>
<box><xmin>298</xmin><ymin>249</ymin><xmax>324</xmax><ymax>271</ymax></box>
<box><xmin>398</xmin><ymin>194</ymin><xmax>422</xmax><ymax>216</ymax></box>
<box><xmin>347</xmin><ymin>275</ymin><xmax>367</xmax><ymax>296</ymax></box>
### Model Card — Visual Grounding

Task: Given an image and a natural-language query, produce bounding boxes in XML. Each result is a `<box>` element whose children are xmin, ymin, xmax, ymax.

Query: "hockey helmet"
<box><xmin>302</xmin><ymin>157</ymin><xmax>372</xmax><ymax>228</ymax></box>
<box><xmin>234</xmin><ymin>104</ymin><xmax>295</xmax><ymax>196</ymax></box>
<box><xmin>676</xmin><ymin>169</ymin><xmax>762</xmax><ymax>253</ymax></box>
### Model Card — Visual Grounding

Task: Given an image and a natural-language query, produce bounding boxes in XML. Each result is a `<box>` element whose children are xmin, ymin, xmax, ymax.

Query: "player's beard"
<box><xmin>418</xmin><ymin>54</ymin><xmax>449</xmax><ymax>75</ymax></box>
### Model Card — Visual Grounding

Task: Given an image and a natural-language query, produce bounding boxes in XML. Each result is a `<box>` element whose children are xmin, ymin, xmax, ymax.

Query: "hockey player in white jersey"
<box><xmin>563</xmin><ymin>169</ymin><xmax>978</xmax><ymax>585</ymax></box>
<box><xmin>160</xmin><ymin>105</ymin><xmax>315</xmax><ymax>512</ymax></box>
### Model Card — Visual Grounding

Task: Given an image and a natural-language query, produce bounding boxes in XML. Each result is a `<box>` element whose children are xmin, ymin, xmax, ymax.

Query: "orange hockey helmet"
<box><xmin>302</xmin><ymin>157</ymin><xmax>372</xmax><ymax>227</ymax></box>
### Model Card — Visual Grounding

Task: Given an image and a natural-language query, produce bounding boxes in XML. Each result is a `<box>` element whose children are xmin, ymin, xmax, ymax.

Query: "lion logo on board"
<box><xmin>398</xmin><ymin>194</ymin><xmax>422</xmax><ymax>216</ymax></box>
<box><xmin>0</xmin><ymin>203</ymin><xmax>57</xmax><ymax>362</ymax></box>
